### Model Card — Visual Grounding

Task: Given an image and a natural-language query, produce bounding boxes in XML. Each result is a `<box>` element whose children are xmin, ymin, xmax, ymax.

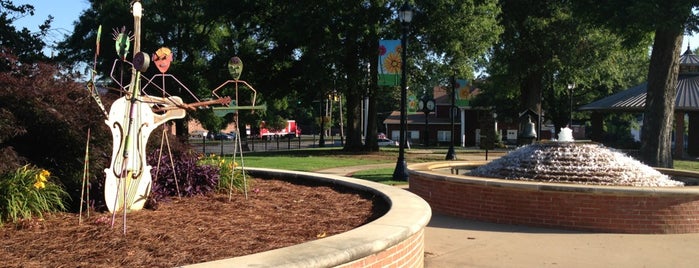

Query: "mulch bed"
<box><xmin>1</xmin><ymin>178</ymin><xmax>387</xmax><ymax>267</ymax></box>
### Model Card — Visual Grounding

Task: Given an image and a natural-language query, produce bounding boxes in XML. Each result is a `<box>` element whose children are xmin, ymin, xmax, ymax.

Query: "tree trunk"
<box><xmin>342</xmin><ymin>27</ymin><xmax>365</xmax><ymax>151</ymax></box>
<box><xmin>344</xmin><ymin>72</ymin><xmax>365</xmax><ymax>151</ymax></box>
<box><xmin>519</xmin><ymin>70</ymin><xmax>544</xmax><ymax>138</ymax></box>
<box><xmin>639</xmin><ymin>27</ymin><xmax>682</xmax><ymax>168</ymax></box>
<box><xmin>365</xmin><ymin>66</ymin><xmax>380</xmax><ymax>151</ymax></box>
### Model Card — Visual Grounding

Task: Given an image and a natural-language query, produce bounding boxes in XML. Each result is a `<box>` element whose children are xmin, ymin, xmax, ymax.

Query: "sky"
<box><xmin>10</xmin><ymin>1</ymin><xmax>699</xmax><ymax>56</ymax></box>
<box><xmin>12</xmin><ymin>0</ymin><xmax>90</xmax><ymax>56</ymax></box>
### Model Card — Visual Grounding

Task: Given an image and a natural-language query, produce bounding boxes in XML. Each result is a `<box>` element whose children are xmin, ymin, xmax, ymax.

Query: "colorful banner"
<box><xmin>407</xmin><ymin>93</ymin><xmax>418</xmax><ymax>113</ymax></box>
<box><xmin>454</xmin><ymin>79</ymin><xmax>480</xmax><ymax>107</ymax></box>
<box><xmin>378</xmin><ymin>40</ymin><xmax>401</xmax><ymax>86</ymax></box>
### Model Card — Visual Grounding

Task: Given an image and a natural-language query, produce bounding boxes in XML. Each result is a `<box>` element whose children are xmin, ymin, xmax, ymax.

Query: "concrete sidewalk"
<box><xmin>425</xmin><ymin>213</ymin><xmax>699</xmax><ymax>268</ymax></box>
<box><xmin>316</xmin><ymin>164</ymin><xmax>699</xmax><ymax>268</ymax></box>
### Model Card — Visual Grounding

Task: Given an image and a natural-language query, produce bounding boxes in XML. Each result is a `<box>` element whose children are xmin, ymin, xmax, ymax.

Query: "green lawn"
<box><xmin>674</xmin><ymin>160</ymin><xmax>699</xmax><ymax>172</ymax></box>
<box><xmin>238</xmin><ymin>149</ymin><xmax>394</xmax><ymax>171</ymax></box>
<box><xmin>242</xmin><ymin>155</ymin><xmax>390</xmax><ymax>171</ymax></box>
<box><xmin>351</xmin><ymin>168</ymin><xmax>407</xmax><ymax>186</ymax></box>
<box><xmin>222</xmin><ymin>149</ymin><xmax>699</xmax><ymax>185</ymax></box>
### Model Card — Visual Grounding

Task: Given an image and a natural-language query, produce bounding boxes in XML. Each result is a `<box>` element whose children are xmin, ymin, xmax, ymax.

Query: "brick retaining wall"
<box><xmin>185</xmin><ymin>168</ymin><xmax>431</xmax><ymax>268</ymax></box>
<box><xmin>409</xmin><ymin>163</ymin><xmax>699</xmax><ymax>234</ymax></box>
<box><xmin>337</xmin><ymin>229</ymin><xmax>424</xmax><ymax>268</ymax></box>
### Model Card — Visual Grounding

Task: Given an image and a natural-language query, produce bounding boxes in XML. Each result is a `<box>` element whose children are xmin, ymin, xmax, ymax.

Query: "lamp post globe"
<box><xmin>392</xmin><ymin>1</ymin><xmax>413</xmax><ymax>182</ymax></box>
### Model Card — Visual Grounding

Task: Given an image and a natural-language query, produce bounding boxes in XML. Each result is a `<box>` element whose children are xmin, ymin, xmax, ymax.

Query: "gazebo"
<box><xmin>580</xmin><ymin>45</ymin><xmax>699</xmax><ymax>158</ymax></box>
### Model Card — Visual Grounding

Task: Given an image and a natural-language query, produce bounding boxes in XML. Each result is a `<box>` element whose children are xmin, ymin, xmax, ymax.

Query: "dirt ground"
<box><xmin>0</xmin><ymin>177</ymin><xmax>387</xmax><ymax>267</ymax></box>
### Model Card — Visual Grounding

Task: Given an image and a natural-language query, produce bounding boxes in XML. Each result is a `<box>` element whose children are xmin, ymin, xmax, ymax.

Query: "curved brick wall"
<box><xmin>409</xmin><ymin>162</ymin><xmax>699</xmax><ymax>234</ymax></box>
<box><xmin>185</xmin><ymin>168</ymin><xmax>431</xmax><ymax>268</ymax></box>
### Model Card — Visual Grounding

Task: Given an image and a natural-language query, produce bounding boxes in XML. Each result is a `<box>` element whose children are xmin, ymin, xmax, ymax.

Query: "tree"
<box><xmin>483</xmin><ymin>0</ymin><xmax>650</xmax><ymax>140</ymax></box>
<box><xmin>573</xmin><ymin>0</ymin><xmax>698</xmax><ymax>167</ymax></box>
<box><xmin>57</xmin><ymin>0</ymin><xmax>502</xmax><ymax>152</ymax></box>
<box><xmin>0</xmin><ymin>0</ymin><xmax>53</xmax><ymax>64</ymax></box>
<box><xmin>58</xmin><ymin>0</ymin><xmax>263</xmax><ymax>141</ymax></box>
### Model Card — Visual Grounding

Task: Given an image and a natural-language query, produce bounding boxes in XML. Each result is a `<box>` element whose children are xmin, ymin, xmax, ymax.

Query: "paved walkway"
<box><xmin>315</xmin><ymin>163</ymin><xmax>699</xmax><ymax>268</ymax></box>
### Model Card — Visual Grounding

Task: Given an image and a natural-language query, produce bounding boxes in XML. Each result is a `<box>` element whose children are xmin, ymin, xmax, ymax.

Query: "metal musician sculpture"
<box><xmin>210</xmin><ymin>56</ymin><xmax>266</xmax><ymax>201</ymax></box>
<box><xmin>96</xmin><ymin>2</ymin><xmax>229</xmax><ymax>220</ymax></box>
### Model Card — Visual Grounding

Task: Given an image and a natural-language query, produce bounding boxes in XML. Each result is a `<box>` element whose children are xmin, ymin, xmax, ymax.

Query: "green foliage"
<box><xmin>0</xmin><ymin>51</ymin><xmax>114</xmax><ymax>210</ymax></box>
<box><xmin>199</xmin><ymin>155</ymin><xmax>251</xmax><ymax>194</ymax></box>
<box><xmin>484</xmin><ymin>0</ymin><xmax>650</xmax><ymax>132</ymax></box>
<box><xmin>572</xmin><ymin>0</ymin><xmax>696</xmax><ymax>167</ymax></box>
<box><xmin>0</xmin><ymin>0</ymin><xmax>53</xmax><ymax>64</ymax></box>
<box><xmin>315</xmin><ymin>116</ymin><xmax>332</xmax><ymax>132</ymax></box>
<box><xmin>264</xmin><ymin>115</ymin><xmax>288</xmax><ymax>133</ymax></box>
<box><xmin>57</xmin><ymin>0</ymin><xmax>505</xmax><ymax>151</ymax></box>
<box><xmin>146</xmin><ymin>148</ymin><xmax>221</xmax><ymax>208</ymax></box>
<box><xmin>601</xmin><ymin>114</ymin><xmax>641</xmax><ymax>149</ymax></box>
<box><xmin>0</xmin><ymin>165</ymin><xmax>69</xmax><ymax>225</ymax></box>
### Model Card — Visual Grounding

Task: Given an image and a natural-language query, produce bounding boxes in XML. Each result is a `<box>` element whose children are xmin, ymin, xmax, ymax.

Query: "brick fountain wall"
<box><xmin>409</xmin><ymin>162</ymin><xmax>699</xmax><ymax>234</ymax></box>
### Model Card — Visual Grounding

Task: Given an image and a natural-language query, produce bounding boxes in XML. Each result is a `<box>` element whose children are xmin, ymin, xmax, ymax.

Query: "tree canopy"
<box><xmin>0</xmin><ymin>0</ymin><xmax>53</xmax><ymax>64</ymax></box>
<box><xmin>55</xmin><ymin>0</ymin><xmax>503</xmax><ymax>151</ymax></box>
<box><xmin>8</xmin><ymin>0</ymin><xmax>699</xmax><ymax>167</ymax></box>
<box><xmin>481</xmin><ymin>0</ymin><xmax>651</xmax><ymax>137</ymax></box>
<box><xmin>572</xmin><ymin>0</ymin><xmax>699</xmax><ymax>167</ymax></box>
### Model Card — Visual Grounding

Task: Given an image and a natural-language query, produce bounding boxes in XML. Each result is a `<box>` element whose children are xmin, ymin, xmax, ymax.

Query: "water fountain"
<box><xmin>407</xmin><ymin>127</ymin><xmax>699</xmax><ymax>234</ymax></box>
<box><xmin>469</xmin><ymin>127</ymin><xmax>683</xmax><ymax>187</ymax></box>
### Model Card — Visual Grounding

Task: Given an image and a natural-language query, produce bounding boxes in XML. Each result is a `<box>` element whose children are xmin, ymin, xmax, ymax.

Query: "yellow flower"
<box><xmin>39</xmin><ymin>169</ymin><xmax>50</xmax><ymax>182</ymax></box>
<box><xmin>33</xmin><ymin>181</ymin><xmax>46</xmax><ymax>189</ymax></box>
<box><xmin>383</xmin><ymin>52</ymin><xmax>402</xmax><ymax>74</ymax></box>
<box><xmin>233</xmin><ymin>161</ymin><xmax>239</xmax><ymax>168</ymax></box>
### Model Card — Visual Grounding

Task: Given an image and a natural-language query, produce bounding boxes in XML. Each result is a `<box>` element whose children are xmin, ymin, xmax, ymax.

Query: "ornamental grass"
<box><xmin>0</xmin><ymin>165</ymin><xmax>69</xmax><ymax>225</ymax></box>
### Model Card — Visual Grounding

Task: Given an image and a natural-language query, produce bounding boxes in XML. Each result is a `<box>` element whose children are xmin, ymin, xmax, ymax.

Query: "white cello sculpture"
<box><xmin>104</xmin><ymin>94</ymin><xmax>186</xmax><ymax>213</ymax></box>
<box><xmin>101</xmin><ymin>2</ymin><xmax>231</xmax><ymax>215</ymax></box>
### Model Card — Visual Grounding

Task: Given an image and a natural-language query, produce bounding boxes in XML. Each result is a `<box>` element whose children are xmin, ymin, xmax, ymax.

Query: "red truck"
<box><xmin>258</xmin><ymin>120</ymin><xmax>301</xmax><ymax>139</ymax></box>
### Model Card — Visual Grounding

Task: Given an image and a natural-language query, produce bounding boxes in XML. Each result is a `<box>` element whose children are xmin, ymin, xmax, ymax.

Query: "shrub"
<box><xmin>146</xmin><ymin>149</ymin><xmax>220</xmax><ymax>208</ymax></box>
<box><xmin>0</xmin><ymin>51</ymin><xmax>114</xmax><ymax>211</ymax></box>
<box><xmin>0</xmin><ymin>165</ymin><xmax>70</xmax><ymax>225</ymax></box>
<box><xmin>201</xmin><ymin>155</ymin><xmax>251</xmax><ymax>194</ymax></box>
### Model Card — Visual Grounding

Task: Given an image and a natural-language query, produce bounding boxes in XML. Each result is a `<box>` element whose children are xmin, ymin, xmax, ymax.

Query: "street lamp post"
<box><xmin>568</xmin><ymin>83</ymin><xmax>575</xmax><ymax>127</ymax></box>
<box><xmin>418</xmin><ymin>92</ymin><xmax>435</xmax><ymax>147</ymax></box>
<box><xmin>319</xmin><ymin>97</ymin><xmax>325</xmax><ymax>147</ymax></box>
<box><xmin>392</xmin><ymin>1</ymin><xmax>413</xmax><ymax>182</ymax></box>
<box><xmin>445</xmin><ymin>70</ymin><xmax>457</xmax><ymax>160</ymax></box>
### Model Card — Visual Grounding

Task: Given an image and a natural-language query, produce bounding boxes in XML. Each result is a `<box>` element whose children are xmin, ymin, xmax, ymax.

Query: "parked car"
<box><xmin>377</xmin><ymin>138</ymin><xmax>398</xmax><ymax>146</ymax></box>
<box><xmin>213</xmin><ymin>133</ymin><xmax>234</xmax><ymax>140</ymax></box>
<box><xmin>189</xmin><ymin>130</ymin><xmax>208</xmax><ymax>138</ymax></box>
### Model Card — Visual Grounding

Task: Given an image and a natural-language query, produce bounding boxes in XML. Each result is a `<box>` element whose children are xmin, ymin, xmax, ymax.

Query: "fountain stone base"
<box><xmin>408</xmin><ymin>161</ymin><xmax>699</xmax><ymax>234</ymax></box>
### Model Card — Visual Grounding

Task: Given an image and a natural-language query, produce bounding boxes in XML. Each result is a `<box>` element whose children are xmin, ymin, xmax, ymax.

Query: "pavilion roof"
<box><xmin>579</xmin><ymin>46</ymin><xmax>699</xmax><ymax>112</ymax></box>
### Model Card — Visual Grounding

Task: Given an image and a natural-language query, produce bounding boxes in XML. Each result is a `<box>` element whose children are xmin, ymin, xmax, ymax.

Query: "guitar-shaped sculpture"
<box><xmin>104</xmin><ymin>94</ymin><xmax>231</xmax><ymax>213</ymax></box>
<box><xmin>103</xmin><ymin>94</ymin><xmax>185</xmax><ymax>212</ymax></box>
<box><xmin>103</xmin><ymin>2</ymin><xmax>233</xmax><ymax>214</ymax></box>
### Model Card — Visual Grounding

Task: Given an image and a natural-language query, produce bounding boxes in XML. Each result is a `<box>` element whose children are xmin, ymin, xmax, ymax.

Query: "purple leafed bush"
<box><xmin>146</xmin><ymin>149</ymin><xmax>219</xmax><ymax>207</ymax></box>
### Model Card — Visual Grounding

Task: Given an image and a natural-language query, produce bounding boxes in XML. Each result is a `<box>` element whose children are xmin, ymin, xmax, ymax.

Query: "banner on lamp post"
<box><xmin>455</xmin><ymin>79</ymin><xmax>480</xmax><ymax>107</ymax></box>
<box><xmin>407</xmin><ymin>93</ymin><xmax>418</xmax><ymax>113</ymax></box>
<box><xmin>378</xmin><ymin>40</ymin><xmax>401</xmax><ymax>86</ymax></box>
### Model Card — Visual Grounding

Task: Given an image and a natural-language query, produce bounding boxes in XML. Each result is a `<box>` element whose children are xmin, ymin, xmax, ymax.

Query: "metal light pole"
<box><xmin>568</xmin><ymin>83</ymin><xmax>575</xmax><ymax>127</ymax></box>
<box><xmin>445</xmin><ymin>70</ymin><xmax>457</xmax><ymax>160</ymax></box>
<box><xmin>392</xmin><ymin>1</ymin><xmax>413</xmax><ymax>182</ymax></box>
<box><xmin>319</xmin><ymin>97</ymin><xmax>325</xmax><ymax>147</ymax></box>
<box><xmin>418</xmin><ymin>92</ymin><xmax>435</xmax><ymax>147</ymax></box>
